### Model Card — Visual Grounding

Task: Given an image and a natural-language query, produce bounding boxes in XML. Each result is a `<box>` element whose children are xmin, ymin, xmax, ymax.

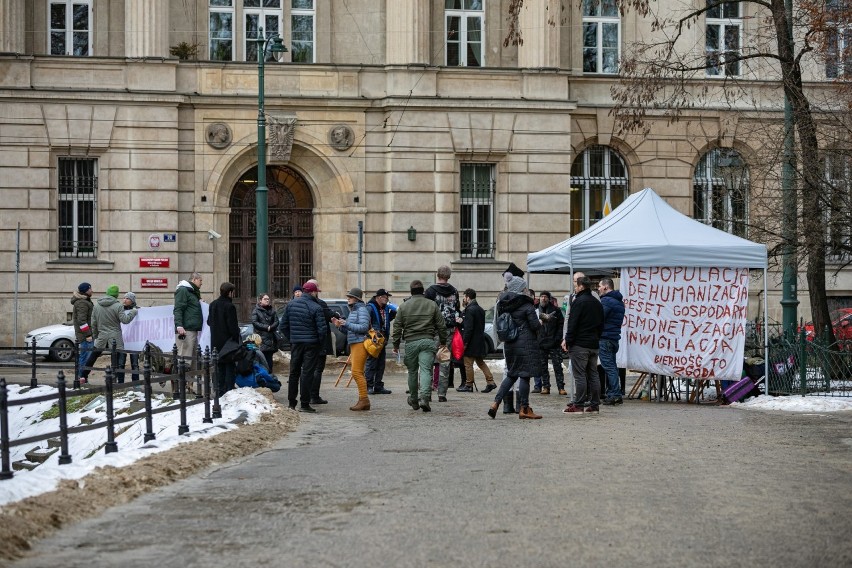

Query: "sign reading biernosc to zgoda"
<box><xmin>616</xmin><ymin>266</ymin><xmax>750</xmax><ymax>382</ymax></box>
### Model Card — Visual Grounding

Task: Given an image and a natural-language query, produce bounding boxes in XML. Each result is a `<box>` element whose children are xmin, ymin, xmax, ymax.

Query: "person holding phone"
<box><xmin>333</xmin><ymin>288</ymin><xmax>372</xmax><ymax>411</ymax></box>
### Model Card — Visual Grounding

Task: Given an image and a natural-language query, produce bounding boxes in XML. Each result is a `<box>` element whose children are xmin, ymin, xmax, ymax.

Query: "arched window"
<box><xmin>569</xmin><ymin>145</ymin><xmax>629</xmax><ymax>235</ymax></box>
<box><xmin>693</xmin><ymin>148</ymin><xmax>749</xmax><ymax>237</ymax></box>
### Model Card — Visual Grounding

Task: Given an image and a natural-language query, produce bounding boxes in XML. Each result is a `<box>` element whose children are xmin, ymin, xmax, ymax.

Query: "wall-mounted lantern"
<box><xmin>407</xmin><ymin>226</ymin><xmax>417</xmax><ymax>241</ymax></box>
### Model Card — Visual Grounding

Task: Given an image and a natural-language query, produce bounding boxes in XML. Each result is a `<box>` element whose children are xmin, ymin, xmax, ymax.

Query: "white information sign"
<box><xmin>121</xmin><ymin>303</ymin><xmax>210</xmax><ymax>353</ymax></box>
<box><xmin>616</xmin><ymin>267</ymin><xmax>750</xmax><ymax>381</ymax></box>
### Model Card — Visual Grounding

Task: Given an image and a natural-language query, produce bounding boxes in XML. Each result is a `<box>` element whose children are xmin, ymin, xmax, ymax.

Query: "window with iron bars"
<box><xmin>692</xmin><ymin>148</ymin><xmax>749</xmax><ymax>237</ymax></box>
<box><xmin>58</xmin><ymin>158</ymin><xmax>97</xmax><ymax>258</ymax></box>
<box><xmin>570</xmin><ymin>145</ymin><xmax>629</xmax><ymax>235</ymax></box>
<box><xmin>825</xmin><ymin>151</ymin><xmax>851</xmax><ymax>262</ymax></box>
<box><xmin>460</xmin><ymin>163</ymin><xmax>494</xmax><ymax>258</ymax></box>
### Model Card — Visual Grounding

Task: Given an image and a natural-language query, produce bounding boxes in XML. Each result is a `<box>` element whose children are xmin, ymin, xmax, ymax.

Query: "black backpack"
<box><xmin>496</xmin><ymin>312</ymin><xmax>520</xmax><ymax>343</ymax></box>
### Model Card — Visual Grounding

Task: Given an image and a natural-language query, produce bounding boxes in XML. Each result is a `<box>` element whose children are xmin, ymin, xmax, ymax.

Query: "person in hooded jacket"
<box><xmin>208</xmin><ymin>282</ymin><xmax>241</xmax><ymax>395</ymax></box>
<box><xmin>597</xmin><ymin>277</ymin><xmax>626</xmax><ymax>405</ymax></box>
<box><xmin>252</xmin><ymin>293</ymin><xmax>279</xmax><ymax>371</ymax></box>
<box><xmin>173</xmin><ymin>272</ymin><xmax>203</xmax><ymax>366</ymax></box>
<box><xmin>333</xmin><ymin>287</ymin><xmax>372</xmax><ymax>411</ymax></box>
<box><xmin>71</xmin><ymin>282</ymin><xmax>94</xmax><ymax>375</ymax></box>
<box><xmin>114</xmin><ymin>292</ymin><xmax>141</xmax><ymax>383</ymax></box>
<box><xmin>80</xmin><ymin>285</ymin><xmax>138</xmax><ymax>383</ymax></box>
<box><xmin>487</xmin><ymin>276</ymin><xmax>543</xmax><ymax>419</ymax></box>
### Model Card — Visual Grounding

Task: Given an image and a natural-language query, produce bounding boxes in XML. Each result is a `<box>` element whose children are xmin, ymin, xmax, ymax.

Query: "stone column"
<box><xmin>385</xmin><ymin>0</ymin><xmax>430</xmax><ymax>64</ymax></box>
<box><xmin>125</xmin><ymin>0</ymin><xmax>168</xmax><ymax>58</ymax></box>
<box><xmin>518</xmin><ymin>0</ymin><xmax>561</xmax><ymax>68</ymax></box>
<box><xmin>0</xmin><ymin>0</ymin><xmax>25</xmax><ymax>53</ymax></box>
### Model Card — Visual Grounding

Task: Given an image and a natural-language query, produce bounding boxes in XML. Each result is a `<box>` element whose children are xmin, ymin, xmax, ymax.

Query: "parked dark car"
<box><xmin>239</xmin><ymin>298</ymin><xmax>351</xmax><ymax>356</ymax></box>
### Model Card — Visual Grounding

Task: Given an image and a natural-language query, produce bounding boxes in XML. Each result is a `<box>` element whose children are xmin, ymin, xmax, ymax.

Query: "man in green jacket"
<box><xmin>391</xmin><ymin>280</ymin><xmax>447</xmax><ymax>412</ymax></box>
<box><xmin>80</xmin><ymin>285</ymin><xmax>138</xmax><ymax>383</ymax></box>
<box><xmin>174</xmin><ymin>272</ymin><xmax>203</xmax><ymax>365</ymax></box>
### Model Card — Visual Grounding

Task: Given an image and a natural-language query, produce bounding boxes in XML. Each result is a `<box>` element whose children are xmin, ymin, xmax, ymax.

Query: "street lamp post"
<box><xmin>254</xmin><ymin>29</ymin><xmax>286</xmax><ymax>295</ymax></box>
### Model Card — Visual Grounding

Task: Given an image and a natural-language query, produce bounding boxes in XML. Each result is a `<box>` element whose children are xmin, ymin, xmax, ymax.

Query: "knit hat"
<box><xmin>124</xmin><ymin>291</ymin><xmax>137</xmax><ymax>304</ymax></box>
<box><xmin>292</xmin><ymin>284</ymin><xmax>303</xmax><ymax>293</ymax></box>
<box><xmin>78</xmin><ymin>282</ymin><xmax>92</xmax><ymax>294</ymax></box>
<box><xmin>506</xmin><ymin>276</ymin><xmax>527</xmax><ymax>294</ymax></box>
<box><xmin>106</xmin><ymin>285</ymin><xmax>120</xmax><ymax>298</ymax></box>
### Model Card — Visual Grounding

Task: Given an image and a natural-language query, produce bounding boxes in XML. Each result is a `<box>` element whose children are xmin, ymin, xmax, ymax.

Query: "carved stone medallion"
<box><xmin>328</xmin><ymin>124</ymin><xmax>355</xmax><ymax>151</ymax></box>
<box><xmin>205</xmin><ymin>122</ymin><xmax>232</xmax><ymax>149</ymax></box>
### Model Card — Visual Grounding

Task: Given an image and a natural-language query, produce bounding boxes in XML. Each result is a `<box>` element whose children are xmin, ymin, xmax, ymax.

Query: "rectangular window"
<box><xmin>49</xmin><ymin>1</ymin><xmax>92</xmax><ymax>56</ymax></box>
<box><xmin>245</xmin><ymin>0</ymin><xmax>283</xmax><ymax>62</ymax></box>
<box><xmin>291</xmin><ymin>0</ymin><xmax>315</xmax><ymax>63</ymax></box>
<box><xmin>58</xmin><ymin>158</ymin><xmax>97</xmax><ymax>258</ymax></box>
<box><xmin>706</xmin><ymin>1</ymin><xmax>742</xmax><ymax>77</ymax></box>
<box><xmin>826</xmin><ymin>25</ymin><xmax>851</xmax><ymax>79</ymax></box>
<box><xmin>826</xmin><ymin>153</ymin><xmax>851</xmax><ymax>261</ymax></box>
<box><xmin>445</xmin><ymin>0</ymin><xmax>483</xmax><ymax>67</ymax></box>
<box><xmin>582</xmin><ymin>0</ymin><xmax>620</xmax><ymax>74</ymax></box>
<box><xmin>209</xmin><ymin>0</ymin><xmax>235</xmax><ymax>61</ymax></box>
<box><xmin>460</xmin><ymin>163</ymin><xmax>494</xmax><ymax>258</ymax></box>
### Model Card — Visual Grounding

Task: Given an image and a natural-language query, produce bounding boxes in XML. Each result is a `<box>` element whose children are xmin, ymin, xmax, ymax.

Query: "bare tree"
<box><xmin>506</xmin><ymin>0</ymin><xmax>851</xmax><ymax>338</ymax></box>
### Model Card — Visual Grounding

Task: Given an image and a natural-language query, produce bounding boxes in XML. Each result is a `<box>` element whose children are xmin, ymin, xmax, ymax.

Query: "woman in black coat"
<box><xmin>488</xmin><ymin>277</ymin><xmax>543</xmax><ymax>419</ymax></box>
<box><xmin>252</xmin><ymin>293</ymin><xmax>279</xmax><ymax>371</ymax></box>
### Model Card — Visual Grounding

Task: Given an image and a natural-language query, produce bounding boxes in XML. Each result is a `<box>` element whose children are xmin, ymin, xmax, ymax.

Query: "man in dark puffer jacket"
<box><xmin>561</xmin><ymin>275</ymin><xmax>604</xmax><ymax>414</ymax></box>
<box><xmin>598</xmin><ymin>277</ymin><xmax>626</xmax><ymax>405</ymax></box>
<box><xmin>280</xmin><ymin>281</ymin><xmax>326</xmax><ymax>412</ymax></box>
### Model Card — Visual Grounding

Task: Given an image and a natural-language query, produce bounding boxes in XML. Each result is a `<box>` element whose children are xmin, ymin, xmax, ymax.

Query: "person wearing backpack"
<box><xmin>487</xmin><ymin>276</ymin><xmax>543</xmax><ymax>420</ymax></box>
<box><xmin>425</xmin><ymin>265</ymin><xmax>461</xmax><ymax>402</ymax></box>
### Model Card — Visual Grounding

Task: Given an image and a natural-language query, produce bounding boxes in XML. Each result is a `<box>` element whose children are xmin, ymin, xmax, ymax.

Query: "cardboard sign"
<box><xmin>140</xmin><ymin>278</ymin><xmax>169</xmax><ymax>288</ymax></box>
<box><xmin>139</xmin><ymin>258</ymin><xmax>170</xmax><ymax>268</ymax></box>
<box><xmin>616</xmin><ymin>267</ymin><xmax>749</xmax><ymax>381</ymax></box>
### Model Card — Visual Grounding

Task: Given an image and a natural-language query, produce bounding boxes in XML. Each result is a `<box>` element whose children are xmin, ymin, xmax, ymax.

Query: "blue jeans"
<box><xmin>494</xmin><ymin>376</ymin><xmax>531</xmax><ymax>408</ymax></box>
<box><xmin>365</xmin><ymin>345</ymin><xmax>387</xmax><ymax>389</ymax></box>
<box><xmin>114</xmin><ymin>352</ymin><xmax>139</xmax><ymax>384</ymax></box>
<box><xmin>77</xmin><ymin>339</ymin><xmax>93</xmax><ymax>377</ymax></box>
<box><xmin>599</xmin><ymin>338</ymin><xmax>621</xmax><ymax>399</ymax></box>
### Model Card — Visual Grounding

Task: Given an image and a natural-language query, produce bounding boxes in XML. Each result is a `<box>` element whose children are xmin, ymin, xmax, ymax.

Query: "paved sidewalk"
<box><xmin>12</xmin><ymin>370</ymin><xmax>852</xmax><ymax>568</ymax></box>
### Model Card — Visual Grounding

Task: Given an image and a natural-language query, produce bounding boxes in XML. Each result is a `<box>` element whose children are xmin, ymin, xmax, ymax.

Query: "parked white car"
<box><xmin>24</xmin><ymin>322</ymin><xmax>76</xmax><ymax>362</ymax></box>
<box><xmin>483</xmin><ymin>306</ymin><xmax>500</xmax><ymax>354</ymax></box>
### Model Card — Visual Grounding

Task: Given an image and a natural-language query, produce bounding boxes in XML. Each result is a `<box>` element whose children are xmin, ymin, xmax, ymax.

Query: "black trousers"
<box><xmin>289</xmin><ymin>342</ymin><xmax>320</xmax><ymax>407</ymax></box>
<box><xmin>311</xmin><ymin>343</ymin><xmax>327</xmax><ymax>399</ymax></box>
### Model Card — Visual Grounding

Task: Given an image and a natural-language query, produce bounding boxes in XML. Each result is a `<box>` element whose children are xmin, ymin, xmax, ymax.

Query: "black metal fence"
<box><xmin>744</xmin><ymin>322</ymin><xmax>852</xmax><ymax>397</ymax></box>
<box><xmin>0</xmin><ymin>342</ymin><xmax>225</xmax><ymax>480</ymax></box>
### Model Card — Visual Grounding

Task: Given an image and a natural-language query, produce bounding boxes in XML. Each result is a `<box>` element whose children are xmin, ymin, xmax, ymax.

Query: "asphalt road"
<box><xmin>11</xmin><ymin>371</ymin><xmax>852</xmax><ymax>568</ymax></box>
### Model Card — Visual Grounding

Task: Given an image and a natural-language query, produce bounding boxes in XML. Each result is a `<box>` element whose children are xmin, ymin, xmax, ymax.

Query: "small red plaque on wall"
<box><xmin>140</xmin><ymin>258</ymin><xmax>170</xmax><ymax>268</ymax></box>
<box><xmin>141</xmin><ymin>278</ymin><xmax>169</xmax><ymax>288</ymax></box>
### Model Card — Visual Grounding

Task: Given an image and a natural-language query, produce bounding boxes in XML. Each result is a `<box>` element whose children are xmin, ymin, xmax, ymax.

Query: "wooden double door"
<box><xmin>229</xmin><ymin>165</ymin><xmax>314</xmax><ymax>320</ymax></box>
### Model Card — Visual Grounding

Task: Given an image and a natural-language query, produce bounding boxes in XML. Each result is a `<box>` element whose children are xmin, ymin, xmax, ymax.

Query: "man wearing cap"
<box><xmin>392</xmin><ymin>280</ymin><xmax>448</xmax><ymax>412</ymax></box>
<box><xmin>280</xmin><ymin>281</ymin><xmax>326</xmax><ymax>412</ymax></box>
<box><xmin>71</xmin><ymin>282</ymin><xmax>94</xmax><ymax>375</ymax></box>
<box><xmin>305</xmin><ymin>278</ymin><xmax>331</xmax><ymax>405</ymax></box>
<box><xmin>332</xmin><ymin>287</ymin><xmax>373</xmax><ymax>411</ymax></box>
<box><xmin>114</xmin><ymin>291</ymin><xmax>141</xmax><ymax>383</ymax></box>
<box><xmin>81</xmin><ymin>285</ymin><xmax>138</xmax><ymax>383</ymax></box>
<box><xmin>366</xmin><ymin>288</ymin><xmax>396</xmax><ymax>395</ymax></box>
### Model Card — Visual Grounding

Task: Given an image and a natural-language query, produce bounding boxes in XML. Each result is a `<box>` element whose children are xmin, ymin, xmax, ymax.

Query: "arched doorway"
<box><xmin>229</xmin><ymin>165</ymin><xmax>314</xmax><ymax>319</ymax></box>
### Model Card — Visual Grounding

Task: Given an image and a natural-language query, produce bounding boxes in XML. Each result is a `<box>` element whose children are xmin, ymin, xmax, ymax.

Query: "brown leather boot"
<box><xmin>519</xmin><ymin>405</ymin><xmax>542</xmax><ymax>419</ymax></box>
<box><xmin>541</xmin><ymin>387</ymin><xmax>550</xmax><ymax>395</ymax></box>
<box><xmin>350</xmin><ymin>398</ymin><xmax>371</xmax><ymax>411</ymax></box>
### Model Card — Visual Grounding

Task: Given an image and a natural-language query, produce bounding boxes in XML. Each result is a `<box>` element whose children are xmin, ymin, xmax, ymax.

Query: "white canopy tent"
<box><xmin>526</xmin><ymin>187</ymin><xmax>769</xmax><ymax>391</ymax></box>
<box><xmin>527</xmin><ymin>187</ymin><xmax>767</xmax><ymax>273</ymax></box>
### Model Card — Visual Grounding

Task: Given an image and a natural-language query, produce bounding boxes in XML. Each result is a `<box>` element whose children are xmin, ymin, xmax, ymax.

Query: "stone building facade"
<box><xmin>0</xmin><ymin>0</ymin><xmax>848</xmax><ymax>343</ymax></box>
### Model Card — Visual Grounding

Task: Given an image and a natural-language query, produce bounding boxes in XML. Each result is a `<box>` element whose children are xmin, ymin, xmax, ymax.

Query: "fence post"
<box><xmin>171</xmin><ymin>343</ymin><xmax>179</xmax><ymax>397</ymax></box>
<box><xmin>195</xmin><ymin>343</ymin><xmax>203</xmax><ymax>399</ymax></box>
<box><xmin>30</xmin><ymin>336</ymin><xmax>38</xmax><ymax>388</ymax></box>
<box><xmin>74</xmin><ymin>338</ymin><xmax>81</xmax><ymax>387</ymax></box>
<box><xmin>203</xmin><ymin>347</ymin><xmax>213</xmax><ymax>423</ymax></box>
<box><xmin>104</xmin><ymin>366</ymin><xmax>118</xmax><ymax>454</ymax></box>
<box><xmin>143</xmin><ymin>343</ymin><xmax>155</xmax><ymax>442</ymax></box>
<box><xmin>798</xmin><ymin>325</ymin><xmax>807</xmax><ymax>397</ymax></box>
<box><xmin>178</xmin><ymin>358</ymin><xmax>189</xmax><ymax>435</ymax></box>
<box><xmin>0</xmin><ymin>379</ymin><xmax>13</xmax><ymax>479</ymax></box>
<box><xmin>56</xmin><ymin>371</ymin><xmax>72</xmax><ymax>465</ymax></box>
<box><xmin>211</xmin><ymin>348</ymin><xmax>222</xmax><ymax>419</ymax></box>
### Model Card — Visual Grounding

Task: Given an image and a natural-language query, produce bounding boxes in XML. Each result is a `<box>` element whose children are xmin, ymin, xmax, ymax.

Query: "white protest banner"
<box><xmin>615</xmin><ymin>267</ymin><xmax>749</xmax><ymax>381</ymax></box>
<box><xmin>121</xmin><ymin>303</ymin><xmax>210</xmax><ymax>353</ymax></box>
